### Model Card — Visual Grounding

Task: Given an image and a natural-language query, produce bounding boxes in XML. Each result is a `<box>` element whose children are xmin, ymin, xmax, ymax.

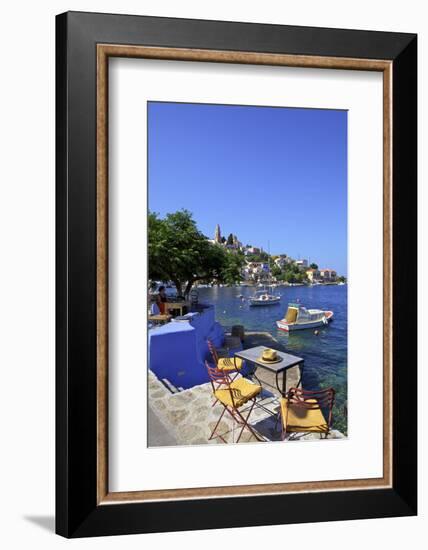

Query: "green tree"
<box><xmin>309</xmin><ymin>263</ymin><xmax>318</xmax><ymax>270</ymax></box>
<box><xmin>148</xmin><ymin>210</ymin><xmax>243</xmax><ymax>296</ymax></box>
<box><xmin>285</xmin><ymin>271</ymin><xmax>296</xmax><ymax>283</ymax></box>
<box><xmin>246</xmin><ymin>251</ymin><xmax>269</xmax><ymax>263</ymax></box>
<box><xmin>226</xmin><ymin>233</ymin><xmax>234</xmax><ymax>245</ymax></box>
<box><xmin>270</xmin><ymin>263</ymin><xmax>281</xmax><ymax>277</ymax></box>
<box><xmin>221</xmin><ymin>252</ymin><xmax>245</xmax><ymax>285</ymax></box>
<box><xmin>274</xmin><ymin>262</ymin><xmax>309</xmax><ymax>284</ymax></box>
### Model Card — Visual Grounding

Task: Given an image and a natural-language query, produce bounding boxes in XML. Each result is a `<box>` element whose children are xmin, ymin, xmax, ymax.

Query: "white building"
<box><xmin>295</xmin><ymin>259</ymin><xmax>308</xmax><ymax>269</ymax></box>
<box><xmin>319</xmin><ymin>268</ymin><xmax>337</xmax><ymax>281</ymax></box>
<box><xmin>214</xmin><ymin>224</ymin><xmax>222</xmax><ymax>244</ymax></box>
<box><xmin>243</xmin><ymin>261</ymin><xmax>270</xmax><ymax>281</ymax></box>
<box><xmin>306</xmin><ymin>268</ymin><xmax>320</xmax><ymax>282</ymax></box>
<box><xmin>245</xmin><ymin>246</ymin><xmax>261</xmax><ymax>255</ymax></box>
<box><xmin>274</xmin><ymin>256</ymin><xmax>291</xmax><ymax>269</ymax></box>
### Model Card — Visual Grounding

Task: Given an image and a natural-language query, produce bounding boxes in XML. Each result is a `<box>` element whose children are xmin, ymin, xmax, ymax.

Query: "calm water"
<box><xmin>197</xmin><ymin>284</ymin><xmax>348</xmax><ymax>432</ymax></box>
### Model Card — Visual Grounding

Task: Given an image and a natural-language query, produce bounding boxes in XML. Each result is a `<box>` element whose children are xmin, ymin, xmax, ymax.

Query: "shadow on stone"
<box><xmin>252</xmin><ymin>415</ymin><xmax>283</xmax><ymax>442</ymax></box>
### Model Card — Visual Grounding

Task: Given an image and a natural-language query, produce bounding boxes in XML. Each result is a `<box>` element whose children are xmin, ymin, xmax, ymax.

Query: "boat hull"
<box><xmin>276</xmin><ymin>311</ymin><xmax>333</xmax><ymax>331</ymax></box>
<box><xmin>250</xmin><ymin>298</ymin><xmax>281</xmax><ymax>307</ymax></box>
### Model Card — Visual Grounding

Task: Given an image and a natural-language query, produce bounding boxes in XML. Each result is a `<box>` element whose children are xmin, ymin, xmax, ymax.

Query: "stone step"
<box><xmin>161</xmin><ymin>378</ymin><xmax>181</xmax><ymax>394</ymax></box>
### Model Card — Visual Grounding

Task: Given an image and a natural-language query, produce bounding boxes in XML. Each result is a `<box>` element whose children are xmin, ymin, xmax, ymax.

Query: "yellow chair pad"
<box><xmin>215</xmin><ymin>377</ymin><xmax>261</xmax><ymax>408</ymax></box>
<box><xmin>280</xmin><ymin>398</ymin><xmax>329</xmax><ymax>433</ymax></box>
<box><xmin>217</xmin><ymin>357</ymin><xmax>244</xmax><ymax>371</ymax></box>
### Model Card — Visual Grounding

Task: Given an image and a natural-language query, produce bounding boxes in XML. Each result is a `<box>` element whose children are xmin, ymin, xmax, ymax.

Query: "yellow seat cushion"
<box><xmin>217</xmin><ymin>356</ymin><xmax>244</xmax><ymax>372</ymax></box>
<box><xmin>214</xmin><ymin>377</ymin><xmax>261</xmax><ymax>408</ymax></box>
<box><xmin>280</xmin><ymin>398</ymin><xmax>329</xmax><ymax>433</ymax></box>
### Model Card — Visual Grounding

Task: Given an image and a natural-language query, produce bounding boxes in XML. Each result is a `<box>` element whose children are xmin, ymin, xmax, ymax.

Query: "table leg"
<box><xmin>297</xmin><ymin>362</ymin><xmax>304</xmax><ymax>388</ymax></box>
<box><xmin>247</xmin><ymin>362</ymin><xmax>262</xmax><ymax>386</ymax></box>
<box><xmin>275</xmin><ymin>371</ymin><xmax>286</xmax><ymax>397</ymax></box>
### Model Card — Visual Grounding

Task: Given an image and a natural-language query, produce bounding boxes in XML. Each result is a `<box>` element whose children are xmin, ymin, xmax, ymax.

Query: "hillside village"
<box><xmin>209</xmin><ymin>224</ymin><xmax>345</xmax><ymax>285</ymax></box>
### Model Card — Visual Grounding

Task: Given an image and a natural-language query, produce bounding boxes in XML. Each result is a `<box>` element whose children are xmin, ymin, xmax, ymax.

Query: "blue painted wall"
<box><xmin>148</xmin><ymin>304</ymin><xmax>235</xmax><ymax>389</ymax></box>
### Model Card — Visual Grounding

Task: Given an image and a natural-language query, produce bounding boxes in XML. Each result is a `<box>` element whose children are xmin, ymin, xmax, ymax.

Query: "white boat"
<box><xmin>250</xmin><ymin>243</ymin><xmax>281</xmax><ymax>306</ymax></box>
<box><xmin>249</xmin><ymin>289</ymin><xmax>281</xmax><ymax>306</ymax></box>
<box><xmin>276</xmin><ymin>302</ymin><xmax>333</xmax><ymax>331</ymax></box>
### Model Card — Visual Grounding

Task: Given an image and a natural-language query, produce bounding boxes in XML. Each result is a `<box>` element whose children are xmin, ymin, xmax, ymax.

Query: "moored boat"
<box><xmin>249</xmin><ymin>289</ymin><xmax>281</xmax><ymax>306</ymax></box>
<box><xmin>276</xmin><ymin>302</ymin><xmax>333</xmax><ymax>331</ymax></box>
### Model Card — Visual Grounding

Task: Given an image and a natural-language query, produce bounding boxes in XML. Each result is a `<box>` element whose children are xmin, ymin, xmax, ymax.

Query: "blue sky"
<box><xmin>148</xmin><ymin>102</ymin><xmax>347</xmax><ymax>275</ymax></box>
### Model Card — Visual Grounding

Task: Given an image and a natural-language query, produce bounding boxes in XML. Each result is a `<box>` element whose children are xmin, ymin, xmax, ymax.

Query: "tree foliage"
<box><xmin>246</xmin><ymin>252</ymin><xmax>269</xmax><ymax>263</ymax></box>
<box><xmin>275</xmin><ymin>261</ymin><xmax>308</xmax><ymax>283</ymax></box>
<box><xmin>309</xmin><ymin>263</ymin><xmax>318</xmax><ymax>270</ymax></box>
<box><xmin>148</xmin><ymin>210</ymin><xmax>244</xmax><ymax>296</ymax></box>
<box><xmin>270</xmin><ymin>263</ymin><xmax>282</xmax><ymax>277</ymax></box>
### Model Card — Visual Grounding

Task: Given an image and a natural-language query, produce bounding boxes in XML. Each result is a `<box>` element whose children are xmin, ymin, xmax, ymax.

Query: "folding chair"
<box><xmin>279</xmin><ymin>387</ymin><xmax>335</xmax><ymax>440</ymax></box>
<box><xmin>207</xmin><ymin>339</ymin><xmax>243</xmax><ymax>380</ymax></box>
<box><xmin>205</xmin><ymin>361</ymin><xmax>263</xmax><ymax>443</ymax></box>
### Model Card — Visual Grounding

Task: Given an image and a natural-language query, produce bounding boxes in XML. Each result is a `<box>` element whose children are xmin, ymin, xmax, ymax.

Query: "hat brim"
<box><xmin>257</xmin><ymin>356</ymin><xmax>283</xmax><ymax>364</ymax></box>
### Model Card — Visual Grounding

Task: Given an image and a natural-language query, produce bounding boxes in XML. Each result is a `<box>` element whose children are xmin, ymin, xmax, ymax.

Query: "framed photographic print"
<box><xmin>56</xmin><ymin>11</ymin><xmax>417</xmax><ymax>538</ymax></box>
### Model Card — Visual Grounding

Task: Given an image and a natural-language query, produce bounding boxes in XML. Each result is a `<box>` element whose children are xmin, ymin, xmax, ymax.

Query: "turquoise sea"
<box><xmin>197</xmin><ymin>284</ymin><xmax>348</xmax><ymax>433</ymax></box>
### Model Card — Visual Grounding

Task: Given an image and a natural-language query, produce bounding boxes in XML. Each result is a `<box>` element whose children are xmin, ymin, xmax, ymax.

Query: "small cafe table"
<box><xmin>148</xmin><ymin>314</ymin><xmax>171</xmax><ymax>324</ymax></box>
<box><xmin>234</xmin><ymin>345</ymin><xmax>304</xmax><ymax>396</ymax></box>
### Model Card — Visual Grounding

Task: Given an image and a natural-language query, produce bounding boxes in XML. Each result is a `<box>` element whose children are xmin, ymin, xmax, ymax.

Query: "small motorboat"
<box><xmin>276</xmin><ymin>302</ymin><xmax>333</xmax><ymax>331</ymax></box>
<box><xmin>249</xmin><ymin>289</ymin><xmax>281</xmax><ymax>306</ymax></box>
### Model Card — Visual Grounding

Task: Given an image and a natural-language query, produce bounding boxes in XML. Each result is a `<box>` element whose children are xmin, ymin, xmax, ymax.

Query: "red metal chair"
<box><xmin>207</xmin><ymin>339</ymin><xmax>244</xmax><ymax>407</ymax></box>
<box><xmin>279</xmin><ymin>387</ymin><xmax>335</xmax><ymax>440</ymax></box>
<box><xmin>205</xmin><ymin>361</ymin><xmax>263</xmax><ymax>443</ymax></box>
<box><xmin>207</xmin><ymin>339</ymin><xmax>243</xmax><ymax>380</ymax></box>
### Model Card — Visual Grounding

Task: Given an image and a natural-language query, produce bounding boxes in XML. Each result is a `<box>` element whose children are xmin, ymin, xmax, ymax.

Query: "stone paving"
<box><xmin>148</xmin><ymin>367</ymin><xmax>345</xmax><ymax>447</ymax></box>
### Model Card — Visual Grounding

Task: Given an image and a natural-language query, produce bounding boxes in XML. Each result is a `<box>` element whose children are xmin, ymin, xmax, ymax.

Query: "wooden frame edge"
<box><xmin>383</xmin><ymin>62</ymin><xmax>393</xmax><ymax>489</ymax></box>
<box><xmin>96</xmin><ymin>44</ymin><xmax>393</xmax><ymax>505</ymax></box>
<box><xmin>97</xmin><ymin>45</ymin><xmax>109</xmax><ymax>503</ymax></box>
<box><xmin>98</xmin><ymin>44</ymin><xmax>391</xmax><ymax>71</ymax></box>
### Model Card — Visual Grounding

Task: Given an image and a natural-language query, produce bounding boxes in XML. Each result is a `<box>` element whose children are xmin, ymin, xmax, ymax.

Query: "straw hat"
<box><xmin>258</xmin><ymin>348</ymin><xmax>282</xmax><ymax>364</ymax></box>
